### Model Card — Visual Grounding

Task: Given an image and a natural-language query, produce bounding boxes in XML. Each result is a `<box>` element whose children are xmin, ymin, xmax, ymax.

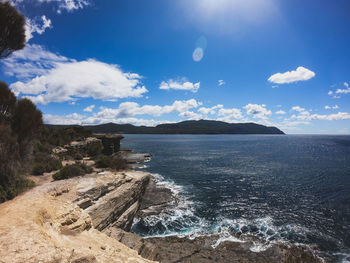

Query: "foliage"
<box><xmin>42</xmin><ymin>126</ymin><xmax>93</xmax><ymax>147</ymax></box>
<box><xmin>11</xmin><ymin>99</ymin><xmax>43</xmax><ymax>157</ymax></box>
<box><xmin>87</xmin><ymin>141</ymin><xmax>103</xmax><ymax>157</ymax></box>
<box><xmin>96</xmin><ymin>154</ymin><xmax>127</xmax><ymax>170</ymax></box>
<box><xmin>0</xmin><ymin>82</ymin><xmax>16</xmax><ymax>123</ymax></box>
<box><xmin>31</xmin><ymin>154</ymin><xmax>62</xmax><ymax>175</ymax></box>
<box><xmin>0</xmin><ymin>1</ymin><xmax>26</xmax><ymax>58</ymax></box>
<box><xmin>0</xmin><ymin>178</ymin><xmax>34</xmax><ymax>203</ymax></box>
<box><xmin>53</xmin><ymin>163</ymin><xmax>92</xmax><ymax>181</ymax></box>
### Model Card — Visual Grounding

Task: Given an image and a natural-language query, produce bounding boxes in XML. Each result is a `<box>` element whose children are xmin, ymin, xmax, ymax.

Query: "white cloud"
<box><xmin>83</xmin><ymin>104</ymin><xmax>95</xmax><ymax>112</ymax></box>
<box><xmin>9</xmin><ymin>55</ymin><xmax>147</xmax><ymax>104</ymax></box>
<box><xmin>12</xmin><ymin>0</ymin><xmax>90</xmax><ymax>13</ymax></box>
<box><xmin>292</xmin><ymin>112</ymin><xmax>350</xmax><ymax>121</ymax></box>
<box><xmin>198</xmin><ymin>104</ymin><xmax>223</xmax><ymax>115</ymax></box>
<box><xmin>325</xmin><ymin>105</ymin><xmax>339</xmax><ymax>110</ymax></box>
<box><xmin>159</xmin><ymin>79</ymin><xmax>200</xmax><ymax>93</ymax></box>
<box><xmin>328</xmin><ymin>90</ymin><xmax>333</xmax><ymax>95</ymax></box>
<box><xmin>95</xmin><ymin>99</ymin><xmax>202</xmax><ymax>119</ymax></box>
<box><xmin>291</xmin><ymin>106</ymin><xmax>306</xmax><ymax>112</ymax></box>
<box><xmin>179</xmin><ymin>111</ymin><xmax>202</xmax><ymax>120</ymax></box>
<box><xmin>218</xmin><ymin>80</ymin><xmax>225</xmax><ymax>86</ymax></box>
<box><xmin>218</xmin><ymin>107</ymin><xmax>243</xmax><ymax>120</ymax></box>
<box><xmin>335</xmin><ymin>86</ymin><xmax>350</xmax><ymax>95</ymax></box>
<box><xmin>244</xmin><ymin>104</ymin><xmax>271</xmax><ymax>119</ymax></box>
<box><xmin>43</xmin><ymin>113</ymin><xmax>85</xmax><ymax>125</ymax></box>
<box><xmin>25</xmin><ymin>15</ymin><xmax>52</xmax><ymax>42</ymax></box>
<box><xmin>2</xmin><ymin>44</ymin><xmax>71</xmax><ymax>79</ymax></box>
<box><xmin>275</xmin><ymin>110</ymin><xmax>286</xmax><ymax>115</ymax></box>
<box><xmin>44</xmin><ymin>113</ymin><xmax>170</xmax><ymax>127</ymax></box>
<box><xmin>268</xmin><ymin>66</ymin><xmax>315</xmax><ymax>84</ymax></box>
<box><xmin>344</xmin><ymin>82</ymin><xmax>349</xmax><ymax>88</ymax></box>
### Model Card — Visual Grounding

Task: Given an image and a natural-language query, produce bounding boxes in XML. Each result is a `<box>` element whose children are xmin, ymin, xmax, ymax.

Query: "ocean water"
<box><xmin>121</xmin><ymin>135</ymin><xmax>350</xmax><ymax>262</ymax></box>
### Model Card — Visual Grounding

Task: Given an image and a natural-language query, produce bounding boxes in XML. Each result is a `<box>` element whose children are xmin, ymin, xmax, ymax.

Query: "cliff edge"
<box><xmin>0</xmin><ymin>171</ymin><xmax>157</xmax><ymax>263</ymax></box>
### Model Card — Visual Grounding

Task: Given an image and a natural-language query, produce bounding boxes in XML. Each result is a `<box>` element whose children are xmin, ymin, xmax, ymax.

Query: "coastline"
<box><xmin>0</xmin><ymin>145</ymin><xmax>335</xmax><ymax>262</ymax></box>
<box><xmin>130</xmin><ymin>173</ymin><xmax>331</xmax><ymax>263</ymax></box>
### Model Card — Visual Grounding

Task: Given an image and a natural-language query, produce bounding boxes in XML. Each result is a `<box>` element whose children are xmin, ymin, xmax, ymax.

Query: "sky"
<box><xmin>1</xmin><ymin>0</ymin><xmax>350</xmax><ymax>134</ymax></box>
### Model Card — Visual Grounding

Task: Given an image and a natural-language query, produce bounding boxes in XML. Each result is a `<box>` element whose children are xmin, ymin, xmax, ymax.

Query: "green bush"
<box><xmin>53</xmin><ymin>163</ymin><xmax>92</xmax><ymax>181</ymax></box>
<box><xmin>74</xmin><ymin>153</ymin><xmax>83</xmax><ymax>160</ymax></box>
<box><xmin>96</xmin><ymin>155</ymin><xmax>112</xmax><ymax>168</ymax></box>
<box><xmin>87</xmin><ymin>141</ymin><xmax>103</xmax><ymax>157</ymax></box>
<box><xmin>0</xmin><ymin>178</ymin><xmax>34</xmax><ymax>203</ymax></box>
<box><xmin>31</xmin><ymin>155</ymin><xmax>62</xmax><ymax>175</ymax></box>
<box><xmin>96</xmin><ymin>155</ymin><xmax>127</xmax><ymax>170</ymax></box>
<box><xmin>32</xmin><ymin>162</ymin><xmax>46</xmax><ymax>175</ymax></box>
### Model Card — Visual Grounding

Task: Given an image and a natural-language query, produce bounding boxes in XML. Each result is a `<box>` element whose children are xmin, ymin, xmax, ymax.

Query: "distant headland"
<box><xmin>47</xmin><ymin>120</ymin><xmax>285</xmax><ymax>135</ymax></box>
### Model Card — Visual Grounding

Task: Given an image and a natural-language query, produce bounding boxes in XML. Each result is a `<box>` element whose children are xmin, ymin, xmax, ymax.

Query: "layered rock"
<box><xmin>0</xmin><ymin>171</ymin><xmax>156</xmax><ymax>263</ymax></box>
<box><xmin>75</xmin><ymin>171</ymin><xmax>149</xmax><ymax>231</ymax></box>
<box><xmin>95</xmin><ymin>134</ymin><xmax>124</xmax><ymax>155</ymax></box>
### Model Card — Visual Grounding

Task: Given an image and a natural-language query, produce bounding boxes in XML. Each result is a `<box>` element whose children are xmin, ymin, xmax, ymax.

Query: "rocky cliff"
<box><xmin>0</xmin><ymin>171</ymin><xmax>157</xmax><ymax>263</ymax></box>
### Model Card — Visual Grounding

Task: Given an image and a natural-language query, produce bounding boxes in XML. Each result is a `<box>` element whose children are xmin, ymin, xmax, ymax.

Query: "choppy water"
<box><xmin>121</xmin><ymin>135</ymin><xmax>350</xmax><ymax>262</ymax></box>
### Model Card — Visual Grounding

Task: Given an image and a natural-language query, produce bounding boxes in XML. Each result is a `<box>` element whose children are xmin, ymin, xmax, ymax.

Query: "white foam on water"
<box><xmin>212</xmin><ymin>235</ymin><xmax>245</xmax><ymax>249</ymax></box>
<box><xmin>249</xmin><ymin>242</ymin><xmax>272</xmax><ymax>252</ymax></box>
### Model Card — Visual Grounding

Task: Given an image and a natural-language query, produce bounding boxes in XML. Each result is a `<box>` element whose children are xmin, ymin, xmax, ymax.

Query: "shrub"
<box><xmin>53</xmin><ymin>163</ymin><xmax>92</xmax><ymax>181</ymax></box>
<box><xmin>96</xmin><ymin>155</ymin><xmax>112</xmax><ymax>168</ymax></box>
<box><xmin>87</xmin><ymin>141</ymin><xmax>103</xmax><ymax>157</ymax></box>
<box><xmin>74</xmin><ymin>153</ymin><xmax>83</xmax><ymax>160</ymax></box>
<box><xmin>31</xmin><ymin>154</ymin><xmax>62</xmax><ymax>175</ymax></box>
<box><xmin>0</xmin><ymin>178</ymin><xmax>34</xmax><ymax>203</ymax></box>
<box><xmin>96</xmin><ymin>155</ymin><xmax>127</xmax><ymax>171</ymax></box>
<box><xmin>32</xmin><ymin>163</ymin><xmax>46</xmax><ymax>175</ymax></box>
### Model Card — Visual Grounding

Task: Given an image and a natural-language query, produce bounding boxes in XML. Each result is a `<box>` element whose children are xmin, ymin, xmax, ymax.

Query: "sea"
<box><xmin>121</xmin><ymin>134</ymin><xmax>350</xmax><ymax>262</ymax></box>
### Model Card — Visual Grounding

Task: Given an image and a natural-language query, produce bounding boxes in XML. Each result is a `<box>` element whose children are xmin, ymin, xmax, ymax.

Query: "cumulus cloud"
<box><xmin>43</xmin><ymin>113</ymin><xmax>85</xmax><ymax>125</ymax></box>
<box><xmin>95</xmin><ymin>99</ymin><xmax>201</xmax><ymax>119</ymax></box>
<box><xmin>2</xmin><ymin>44</ymin><xmax>71</xmax><ymax>79</ymax></box>
<box><xmin>218</xmin><ymin>107</ymin><xmax>243</xmax><ymax>120</ymax></box>
<box><xmin>11</xmin><ymin>0</ymin><xmax>90</xmax><ymax>13</ymax></box>
<box><xmin>44</xmin><ymin>113</ymin><xmax>170</xmax><ymax>126</ymax></box>
<box><xmin>335</xmin><ymin>86</ymin><xmax>350</xmax><ymax>95</ymax></box>
<box><xmin>83</xmin><ymin>104</ymin><xmax>95</xmax><ymax>112</ymax></box>
<box><xmin>159</xmin><ymin>79</ymin><xmax>200</xmax><ymax>93</ymax></box>
<box><xmin>291</xmin><ymin>106</ymin><xmax>306</xmax><ymax>112</ymax></box>
<box><xmin>7</xmin><ymin>49</ymin><xmax>147</xmax><ymax>104</ymax></box>
<box><xmin>218</xmin><ymin>80</ymin><xmax>225</xmax><ymax>86</ymax></box>
<box><xmin>268</xmin><ymin>66</ymin><xmax>315</xmax><ymax>84</ymax></box>
<box><xmin>345</xmin><ymin>82</ymin><xmax>349</xmax><ymax>88</ymax></box>
<box><xmin>292</xmin><ymin>112</ymin><xmax>350</xmax><ymax>121</ymax></box>
<box><xmin>325</xmin><ymin>105</ymin><xmax>339</xmax><ymax>110</ymax></box>
<box><xmin>275</xmin><ymin>110</ymin><xmax>286</xmax><ymax>115</ymax></box>
<box><xmin>179</xmin><ymin>111</ymin><xmax>202</xmax><ymax>120</ymax></box>
<box><xmin>198</xmin><ymin>104</ymin><xmax>223</xmax><ymax>115</ymax></box>
<box><xmin>244</xmin><ymin>104</ymin><xmax>271</xmax><ymax>119</ymax></box>
<box><xmin>25</xmin><ymin>15</ymin><xmax>52</xmax><ymax>41</ymax></box>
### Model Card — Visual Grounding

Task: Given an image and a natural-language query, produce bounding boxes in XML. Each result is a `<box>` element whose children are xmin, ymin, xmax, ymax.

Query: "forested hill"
<box><xmin>47</xmin><ymin>120</ymin><xmax>285</xmax><ymax>135</ymax></box>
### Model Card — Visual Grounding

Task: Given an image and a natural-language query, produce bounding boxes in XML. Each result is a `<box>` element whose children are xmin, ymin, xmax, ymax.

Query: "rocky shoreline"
<box><xmin>0</xmin><ymin>142</ymin><xmax>332</xmax><ymax>262</ymax></box>
<box><xmin>128</xmin><ymin>176</ymin><xmax>332</xmax><ymax>263</ymax></box>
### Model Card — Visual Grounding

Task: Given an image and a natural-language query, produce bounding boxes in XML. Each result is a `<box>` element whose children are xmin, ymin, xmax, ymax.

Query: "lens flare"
<box><xmin>192</xmin><ymin>47</ymin><xmax>203</xmax><ymax>62</ymax></box>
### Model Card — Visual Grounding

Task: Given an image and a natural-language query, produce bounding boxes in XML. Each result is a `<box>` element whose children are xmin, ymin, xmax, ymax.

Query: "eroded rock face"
<box><xmin>75</xmin><ymin>171</ymin><xmax>150</xmax><ymax>231</ymax></box>
<box><xmin>0</xmin><ymin>171</ymin><xmax>155</xmax><ymax>263</ymax></box>
<box><xmin>95</xmin><ymin>134</ymin><xmax>124</xmax><ymax>155</ymax></box>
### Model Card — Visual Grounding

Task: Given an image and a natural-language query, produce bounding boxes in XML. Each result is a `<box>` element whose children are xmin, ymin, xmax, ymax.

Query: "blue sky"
<box><xmin>1</xmin><ymin>0</ymin><xmax>350</xmax><ymax>134</ymax></box>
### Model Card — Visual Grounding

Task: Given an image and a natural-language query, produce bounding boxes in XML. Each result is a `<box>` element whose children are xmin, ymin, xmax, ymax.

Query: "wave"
<box><xmin>131</xmin><ymin>173</ymin><xmax>350</xmax><ymax>261</ymax></box>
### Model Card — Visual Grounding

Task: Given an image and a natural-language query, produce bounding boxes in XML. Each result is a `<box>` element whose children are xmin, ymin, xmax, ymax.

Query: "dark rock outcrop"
<box><xmin>95</xmin><ymin>134</ymin><xmax>124</xmax><ymax>155</ymax></box>
<box><xmin>145</xmin><ymin>235</ymin><xmax>328</xmax><ymax>263</ymax></box>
